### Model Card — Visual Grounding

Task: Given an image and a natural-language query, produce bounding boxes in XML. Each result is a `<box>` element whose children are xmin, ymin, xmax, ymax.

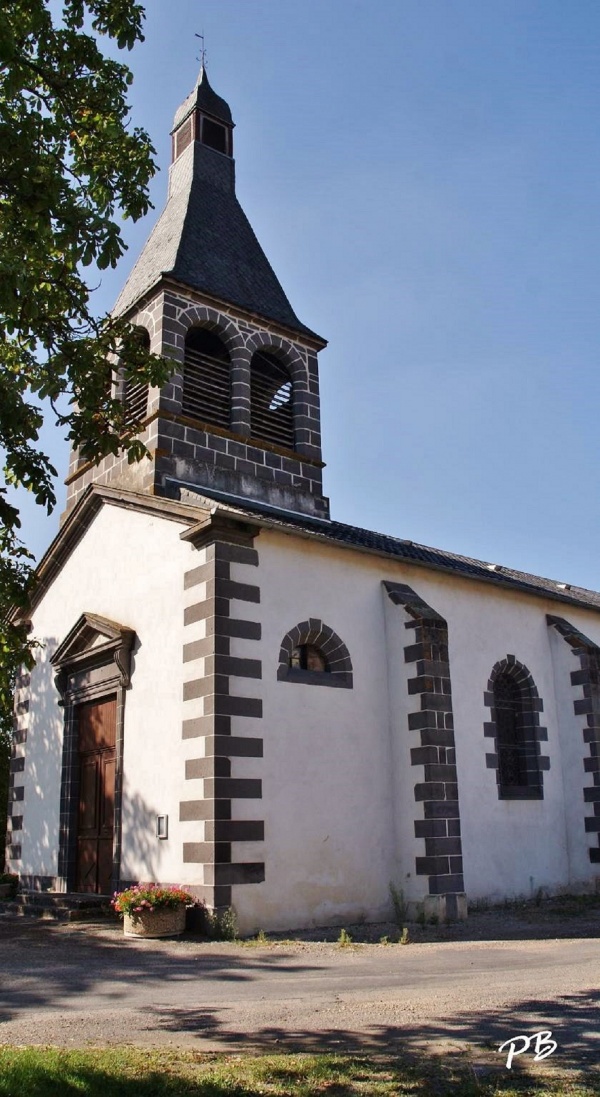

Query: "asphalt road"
<box><xmin>0</xmin><ymin>919</ymin><xmax>598</xmax><ymax>1072</ymax></box>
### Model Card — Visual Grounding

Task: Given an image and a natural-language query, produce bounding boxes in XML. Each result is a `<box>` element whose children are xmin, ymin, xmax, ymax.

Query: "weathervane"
<box><xmin>195</xmin><ymin>31</ymin><xmax>207</xmax><ymax>69</ymax></box>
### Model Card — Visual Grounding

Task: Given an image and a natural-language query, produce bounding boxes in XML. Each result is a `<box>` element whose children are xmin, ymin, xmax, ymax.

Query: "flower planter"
<box><xmin>123</xmin><ymin>905</ymin><xmax>187</xmax><ymax>938</ymax></box>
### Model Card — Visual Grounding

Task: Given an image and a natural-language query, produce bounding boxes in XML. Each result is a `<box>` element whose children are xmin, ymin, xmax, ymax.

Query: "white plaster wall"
<box><xmin>21</xmin><ymin>504</ymin><xmax>600</xmax><ymax>920</ymax></box>
<box><xmin>18</xmin><ymin>643</ymin><xmax>64</xmax><ymax>877</ymax></box>
<box><xmin>446</xmin><ymin>590</ymin><xmax>600</xmax><ymax>900</ymax></box>
<box><xmin>439</xmin><ymin>584</ymin><xmax>567</xmax><ymax>901</ymax></box>
<box><xmin>231</xmin><ymin>530</ymin><xmax>600</xmax><ymax>930</ymax></box>
<box><xmin>233</xmin><ymin>532</ymin><xmax>396</xmax><ymax>933</ymax></box>
<box><xmin>20</xmin><ymin>503</ymin><xmax>196</xmax><ymax>885</ymax></box>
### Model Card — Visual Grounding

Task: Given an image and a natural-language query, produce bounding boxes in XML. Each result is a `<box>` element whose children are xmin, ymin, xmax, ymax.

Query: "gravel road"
<box><xmin>0</xmin><ymin>915</ymin><xmax>598</xmax><ymax>1072</ymax></box>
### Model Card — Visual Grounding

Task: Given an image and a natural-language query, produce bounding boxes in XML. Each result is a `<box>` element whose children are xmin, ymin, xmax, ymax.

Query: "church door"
<box><xmin>75</xmin><ymin>696</ymin><xmax>117</xmax><ymax>894</ymax></box>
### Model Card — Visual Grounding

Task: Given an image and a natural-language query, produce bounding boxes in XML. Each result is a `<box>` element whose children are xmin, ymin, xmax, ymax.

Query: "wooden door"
<box><xmin>75</xmin><ymin>696</ymin><xmax>117</xmax><ymax>894</ymax></box>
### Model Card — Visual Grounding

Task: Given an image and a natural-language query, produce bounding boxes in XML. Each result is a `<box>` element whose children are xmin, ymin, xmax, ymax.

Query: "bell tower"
<box><xmin>65</xmin><ymin>67</ymin><xmax>329</xmax><ymax>520</ymax></box>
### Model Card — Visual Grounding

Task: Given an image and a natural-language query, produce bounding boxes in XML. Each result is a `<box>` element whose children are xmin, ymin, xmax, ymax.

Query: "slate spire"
<box><xmin>114</xmin><ymin>67</ymin><xmax>316</xmax><ymax>338</ymax></box>
<box><xmin>173</xmin><ymin>64</ymin><xmax>234</xmax><ymax>129</ymax></box>
<box><xmin>67</xmin><ymin>65</ymin><xmax>328</xmax><ymax>521</ymax></box>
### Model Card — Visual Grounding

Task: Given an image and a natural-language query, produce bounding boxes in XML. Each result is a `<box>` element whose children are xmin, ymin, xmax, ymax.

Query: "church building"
<box><xmin>7</xmin><ymin>69</ymin><xmax>600</xmax><ymax>931</ymax></box>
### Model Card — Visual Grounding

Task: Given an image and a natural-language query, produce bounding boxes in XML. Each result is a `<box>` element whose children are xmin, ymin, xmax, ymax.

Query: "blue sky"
<box><xmin>15</xmin><ymin>0</ymin><xmax>600</xmax><ymax>589</ymax></box>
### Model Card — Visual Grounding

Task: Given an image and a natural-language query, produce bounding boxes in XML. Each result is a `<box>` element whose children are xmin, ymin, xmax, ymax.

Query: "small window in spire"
<box><xmin>202</xmin><ymin>116</ymin><xmax>228</xmax><ymax>155</ymax></box>
<box><xmin>174</xmin><ymin>116</ymin><xmax>194</xmax><ymax>160</ymax></box>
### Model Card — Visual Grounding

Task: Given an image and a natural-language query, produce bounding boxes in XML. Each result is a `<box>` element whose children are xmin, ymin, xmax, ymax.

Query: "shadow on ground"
<box><xmin>148</xmin><ymin>987</ymin><xmax>600</xmax><ymax>1071</ymax></box>
<box><xmin>0</xmin><ymin>918</ymin><xmax>319</xmax><ymax>1025</ymax></box>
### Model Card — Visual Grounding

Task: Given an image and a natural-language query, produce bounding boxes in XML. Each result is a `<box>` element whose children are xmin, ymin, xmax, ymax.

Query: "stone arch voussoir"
<box><xmin>487</xmin><ymin>656</ymin><xmax>540</xmax><ymax>700</ymax></box>
<box><xmin>277</xmin><ymin>619</ymin><xmax>353</xmax><ymax>688</ymax></box>
<box><xmin>129</xmin><ymin>309</ymin><xmax>157</xmax><ymax>346</ymax></box>
<box><xmin>246</xmin><ymin>332</ymin><xmax>308</xmax><ymax>388</ymax></box>
<box><xmin>178</xmin><ymin>305</ymin><xmax>246</xmax><ymax>357</ymax></box>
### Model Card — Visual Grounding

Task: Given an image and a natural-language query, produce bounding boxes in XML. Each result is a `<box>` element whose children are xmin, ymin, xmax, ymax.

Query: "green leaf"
<box><xmin>0</xmin><ymin>0</ymin><xmax>170</xmax><ymax>743</ymax></box>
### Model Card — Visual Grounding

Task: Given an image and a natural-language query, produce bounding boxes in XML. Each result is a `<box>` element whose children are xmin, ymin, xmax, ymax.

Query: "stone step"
<box><xmin>19</xmin><ymin>890</ymin><xmax>112</xmax><ymax>911</ymax></box>
<box><xmin>0</xmin><ymin>892</ymin><xmax>116</xmax><ymax>922</ymax></box>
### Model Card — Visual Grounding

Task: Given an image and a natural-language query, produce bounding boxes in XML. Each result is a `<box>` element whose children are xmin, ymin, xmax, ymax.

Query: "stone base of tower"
<box><xmin>156</xmin><ymin>440</ymin><xmax>329</xmax><ymax>520</ymax></box>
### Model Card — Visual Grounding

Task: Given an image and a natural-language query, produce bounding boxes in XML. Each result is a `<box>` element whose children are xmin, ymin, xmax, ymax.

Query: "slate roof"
<box><xmin>113</xmin><ymin>171</ymin><xmax>317</xmax><ymax>337</ymax></box>
<box><xmin>172</xmin><ymin>67</ymin><xmax>233</xmax><ymax>129</ymax></box>
<box><xmin>186</xmin><ymin>486</ymin><xmax>600</xmax><ymax>614</ymax></box>
<box><xmin>28</xmin><ymin>482</ymin><xmax>600</xmax><ymax>620</ymax></box>
<box><xmin>319</xmin><ymin>520</ymin><xmax>600</xmax><ymax>610</ymax></box>
<box><xmin>114</xmin><ymin>71</ymin><xmax>322</xmax><ymax>341</ymax></box>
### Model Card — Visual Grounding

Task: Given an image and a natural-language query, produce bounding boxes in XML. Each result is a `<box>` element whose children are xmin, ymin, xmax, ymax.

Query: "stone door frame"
<box><xmin>51</xmin><ymin>613</ymin><xmax>134</xmax><ymax>894</ymax></box>
<box><xmin>75</xmin><ymin>694</ymin><xmax>118</xmax><ymax>894</ymax></box>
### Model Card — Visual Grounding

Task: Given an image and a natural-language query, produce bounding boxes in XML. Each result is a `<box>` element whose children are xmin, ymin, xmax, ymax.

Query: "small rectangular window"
<box><xmin>175</xmin><ymin>117</ymin><xmax>193</xmax><ymax>159</ymax></box>
<box><xmin>202</xmin><ymin>117</ymin><xmax>228</xmax><ymax>154</ymax></box>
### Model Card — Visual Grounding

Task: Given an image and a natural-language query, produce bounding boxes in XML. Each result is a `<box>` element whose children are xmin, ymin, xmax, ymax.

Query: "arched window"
<box><xmin>123</xmin><ymin>327</ymin><xmax>150</xmax><ymax>426</ymax></box>
<box><xmin>250</xmin><ymin>350</ymin><xmax>294</xmax><ymax>450</ymax></box>
<box><xmin>484</xmin><ymin>659</ymin><xmax>548</xmax><ymax>799</ymax></box>
<box><xmin>183</xmin><ymin>327</ymin><xmax>231</xmax><ymax>429</ymax></box>
<box><xmin>278</xmin><ymin>620</ymin><xmax>353</xmax><ymax>688</ymax></box>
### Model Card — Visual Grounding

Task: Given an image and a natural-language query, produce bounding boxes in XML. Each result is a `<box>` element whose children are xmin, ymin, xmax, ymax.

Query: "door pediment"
<box><xmin>51</xmin><ymin>613</ymin><xmax>135</xmax><ymax>698</ymax></box>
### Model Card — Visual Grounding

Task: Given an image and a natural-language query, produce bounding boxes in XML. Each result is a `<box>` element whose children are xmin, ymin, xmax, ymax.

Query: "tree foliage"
<box><xmin>0</xmin><ymin>0</ymin><xmax>171</xmax><ymax>834</ymax></box>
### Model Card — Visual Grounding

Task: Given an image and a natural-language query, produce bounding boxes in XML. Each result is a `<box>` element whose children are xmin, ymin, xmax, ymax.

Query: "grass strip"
<box><xmin>0</xmin><ymin>1047</ymin><xmax>597</xmax><ymax>1096</ymax></box>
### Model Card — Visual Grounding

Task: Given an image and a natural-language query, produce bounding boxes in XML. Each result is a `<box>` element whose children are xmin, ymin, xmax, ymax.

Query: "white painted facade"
<box><xmin>13</xmin><ymin>500</ymin><xmax>600</xmax><ymax>934</ymax></box>
<box><xmin>230</xmin><ymin>531</ymin><xmax>600</xmax><ymax>931</ymax></box>
<box><xmin>18</xmin><ymin>504</ymin><xmax>193</xmax><ymax>886</ymax></box>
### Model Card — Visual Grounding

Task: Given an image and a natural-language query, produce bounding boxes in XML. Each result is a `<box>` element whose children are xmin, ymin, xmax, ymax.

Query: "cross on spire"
<box><xmin>195</xmin><ymin>31</ymin><xmax>207</xmax><ymax>69</ymax></box>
